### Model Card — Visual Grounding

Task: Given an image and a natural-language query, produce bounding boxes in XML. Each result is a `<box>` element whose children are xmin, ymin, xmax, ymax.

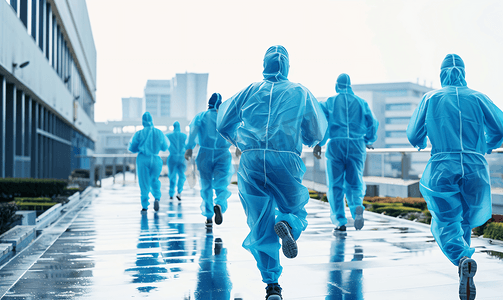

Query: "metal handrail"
<box><xmin>78</xmin><ymin>146</ymin><xmax>502</xmax><ymax>187</ymax></box>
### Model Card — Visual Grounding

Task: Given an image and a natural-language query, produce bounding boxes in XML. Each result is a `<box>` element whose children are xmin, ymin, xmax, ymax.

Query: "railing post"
<box><xmin>123</xmin><ymin>156</ymin><xmax>126</xmax><ymax>186</ymax></box>
<box><xmin>381</xmin><ymin>153</ymin><xmax>384</xmax><ymax>177</ymax></box>
<box><xmin>113</xmin><ymin>157</ymin><xmax>117</xmax><ymax>184</ymax></box>
<box><xmin>99</xmin><ymin>158</ymin><xmax>105</xmax><ymax>187</ymax></box>
<box><xmin>90</xmin><ymin>156</ymin><xmax>96</xmax><ymax>187</ymax></box>
<box><xmin>401</xmin><ymin>152</ymin><xmax>410</xmax><ymax>180</ymax></box>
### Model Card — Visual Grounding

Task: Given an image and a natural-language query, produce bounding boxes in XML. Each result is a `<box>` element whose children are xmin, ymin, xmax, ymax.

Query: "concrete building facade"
<box><xmin>1</xmin><ymin>0</ymin><xmax>97</xmax><ymax>179</ymax></box>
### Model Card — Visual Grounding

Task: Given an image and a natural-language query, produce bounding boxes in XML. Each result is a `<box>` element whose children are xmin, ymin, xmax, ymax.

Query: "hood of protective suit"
<box><xmin>142</xmin><ymin>112</ymin><xmax>154</xmax><ymax>127</ymax></box>
<box><xmin>173</xmin><ymin>121</ymin><xmax>180</xmax><ymax>132</ymax></box>
<box><xmin>263</xmin><ymin>45</ymin><xmax>289</xmax><ymax>81</ymax></box>
<box><xmin>208</xmin><ymin>93</ymin><xmax>222</xmax><ymax>109</ymax></box>
<box><xmin>440</xmin><ymin>54</ymin><xmax>467</xmax><ymax>88</ymax></box>
<box><xmin>335</xmin><ymin>73</ymin><xmax>354</xmax><ymax>94</ymax></box>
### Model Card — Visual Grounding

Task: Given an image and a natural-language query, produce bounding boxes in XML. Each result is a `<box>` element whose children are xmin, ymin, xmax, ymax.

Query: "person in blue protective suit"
<box><xmin>128</xmin><ymin>112</ymin><xmax>169</xmax><ymax>214</ymax></box>
<box><xmin>407</xmin><ymin>54</ymin><xmax>503</xmax><ymax>300</ymax></box>
<box><xmin>216</xmin><ymin>45</ymin><xmax>328</xmax><ymax>300</ymax></box>
<box><xmin>166</xmin><ymin>121</ymin><xmax>187</xmax><ymax>200</ymax></box>
<box><xmin>313</xmin><ymin>73</ymin><xmax>378</xmax><ymax>234</ymax></box>
<box><xmin>185</xmin><ymin>93</ymin><xmax>234</xmax><ymax>228</ymax></box>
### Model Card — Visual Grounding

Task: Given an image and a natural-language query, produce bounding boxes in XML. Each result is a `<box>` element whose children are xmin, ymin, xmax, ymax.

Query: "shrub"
<box><xmin>483</xmin><ymin>222</ymin><xmax>503</xmax><ymax>241</ymax></box>
<box><xmin>0</xmin><ymin>202</ymin><xmax>21</xmax><ymax>235</ymax></box>
<box><xmin>0</xmin><ymin>178</ymin><xmax>67</xmax><ymax>201</ymax></box>
<box><xmin>473</xmin><ymin>215</ymin><xmax>503</xmax><ymax>236</ymax></box>
<box><xmin>371</xmin><ymin>205</ymin><xmax>422</xmax><ymax>217</ymax></box>
<box><xmin>364</xmin><ymin>196</ymin><xmax>427</xmax><ymax>210</ymax></box>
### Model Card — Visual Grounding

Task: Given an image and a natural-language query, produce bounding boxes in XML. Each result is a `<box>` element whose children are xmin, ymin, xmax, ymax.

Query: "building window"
<box><xmin>386</xmin><ymin>131</ymin><xmax>407</xmax><ymax>138</ymax></box>
<box><xmin>160</xmin><ymin>95</ymin><xmax>170</xmax><ymax>116</ymax></box>
<box><xmin>145</xmin><ymin>95</ymin><xmax>157</xmax><ymax>112</ymax></box>
<box><xmin>10</xmin><ymin>0</ymin><xmax>18</xmax><ymax>12</ymax></box>
<box><xmin>386</xmin><ymin>103</ymin><xmax>411</xmax><ymax>111</ymax></box>
<box><xmin>20</xmin><ymin>0</ymin><xmax>28</xmax><ymax>27</ymax></box>
<box><xmin>385</xmin><ymin>117</ymin><xmax>410</xmax><ymax>124</ymax></box>
<box><xmin>381</xmin><ymin>90</ymin><xmax>407</xmax><ymax>97</ymax></box>
<box><xmin>38</xmin><ymin>0</ymin><xmax>44</xmax><ymax>50</ymax></box>
<box><xmin>45</xmin><ymin>2</ymin><xmax>50</xmax><ymax>59</ymax></box>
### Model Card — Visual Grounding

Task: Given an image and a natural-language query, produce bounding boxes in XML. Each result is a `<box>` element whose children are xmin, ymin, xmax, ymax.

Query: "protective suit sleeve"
<box><xmin>317</xmin><ymin>100</ymin><xmax>330</xmax><ymax>147</ymax></box>
<box><xmin>407</xmin><ymin>96</ymin><xmax>429</xmax><ymax>150</ymax></box>
<box><xmin>479</xmin><ymin>96</ymin><xmax>503</xmax><ymax>153</ymax></box>
<box><xmin>160</xmin><ymin>131</ymin><xmax>168</xmax><ymax>152</ymax></box>
<box><xmin>301</xmin><ymin>91</ymin><xmax>328</xmax><ymax>147</ymax></box>
<box><xmin>128</xmin><ymin>131</ymin><xmax>141</xmax><ymax>153</ymax></box>
<box><xmin>217</xmin><ymin>93</ymin><xmax>243</xmax><ymax>147</ymax></box>
<box><xmin>364</xmin><ymin>102</ymin><xmax>379</xmax><ymax>145</ymax></box>
<box><xmin>186</xmin><ymin>114</ymin><xmax>202</xmax><ymax>150</ymax></box>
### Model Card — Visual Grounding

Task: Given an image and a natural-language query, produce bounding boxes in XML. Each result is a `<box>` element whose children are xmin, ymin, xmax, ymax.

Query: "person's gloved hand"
<box><xmin>185</xmin><ymin>149</ymin><xmax>193</xmax><ymax>161</ymax></box>
<box><xmin>366</xmin><ymin>144</ymin><xmax>374</xmax><ymax>150</ymax></box>
<box><xmin>235</xmin><ymin>148</ymin><xmax>242</xmax><ymax>158</ymax></box>
<box><xmin>313</xmin><ymin>145</ymin><xmax>322</xmax><ymax>159</ymax></box>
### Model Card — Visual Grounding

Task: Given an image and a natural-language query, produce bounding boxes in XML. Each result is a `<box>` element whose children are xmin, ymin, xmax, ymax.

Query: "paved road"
<box><xmin>1</xmin><ymin>179</ymin><xmax>503</xmax><ymax>299</ymax></box>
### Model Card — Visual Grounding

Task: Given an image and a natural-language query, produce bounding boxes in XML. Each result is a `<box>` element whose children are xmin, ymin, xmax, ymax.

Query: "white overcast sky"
<box><xmin>86</xmin><ymin>0</ymin><xmax>503</xmax><ymax>122</ymax></box>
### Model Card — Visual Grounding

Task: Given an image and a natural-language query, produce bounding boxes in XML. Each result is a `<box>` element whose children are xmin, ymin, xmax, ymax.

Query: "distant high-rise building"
<box><xmin>172</xmin><ymin>73</ymin><xmax>209</xmax><ymax>121</ymax></box>
<box><xmin>144</xmin><ymin>80</ymin><xmax>172</xmax><ymax>119</ymax></box>
<box><xmin>122</xmin><ymin>97</ymin><xmax>143</xmax><ymax>121</ymax></box>
<box><xmin>351</xmin><ymin>82</ymin><xmax>433</xmax><ymax>178</ymax></box>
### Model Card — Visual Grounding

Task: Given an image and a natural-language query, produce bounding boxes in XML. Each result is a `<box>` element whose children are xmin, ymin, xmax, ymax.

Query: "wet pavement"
<box><xmin>1</xmin><ymin>178</ymin><xmax>503</xmax><ymax>300</ymax></box>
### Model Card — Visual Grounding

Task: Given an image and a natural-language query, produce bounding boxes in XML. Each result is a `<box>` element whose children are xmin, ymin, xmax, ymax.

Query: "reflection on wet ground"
<box><xmin>1</xmin><ymin>182</ymin><xmax>503</xmax><ymax>299</ymax></box>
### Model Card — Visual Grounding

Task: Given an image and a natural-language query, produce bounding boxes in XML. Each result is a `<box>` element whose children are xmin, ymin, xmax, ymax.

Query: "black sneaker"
<box><xmin>176</xmin><ymin>193</ymin><xmax>182</xmax><ymax>201</ymax></box>
<box><xmin>205</xmin><ymin>218</ymin><xmax>213</xmax><ymax>228</ymax></box>
<box><xmin>333</xmin><ymin>225</ymin><xmax>347</xmax><ymax>236</ymax></box>
<box><xmin>170</xmin><ymin>196</ymin><xmax>173</xmax><ymax>200</ymax></box>
<box><xmin>274</xmin><ymin>221</ymin><xmax>297</xmax><ymax>259</ymax></box>
<box><xmin>265</xmin><ymin>283</ymin><xmax>282</xmax><ymax>300</ymax></box>
<box><xmin>459</xmin><ymin>256</ymin><xmax>477</xmax><ymax>300</ymax></box>
<box><xmin>154</xmin><ymin>199</ymin><xmax>160</xmax><ymax>212</ymax></box>
<box><xmin>140</xmin><ymin>208</ymin><xmax>148</xmax><ymax>215</ymax></box>
<box><xmin>214</xmin><ymin>204</ymin><xmax>223</xmax><ymax>225</ymax></box>
<box><xmin>335</xmin><ymin>224</ymin><xmax>346</xmax><ymax>231</ymax></box>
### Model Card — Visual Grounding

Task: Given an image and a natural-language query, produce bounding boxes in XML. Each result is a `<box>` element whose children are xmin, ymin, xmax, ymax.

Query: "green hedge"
<box><xmin>483</xmin><ymin>222</ymin><xmax>503</xmax><ymax>241</ymax></box>
<box><xmin>0</xmin><ymin>178</ymin><xmax>67</xmax><ymax>201</ymax></box>
<box><xmin>0</xmin><ymin>202</ymin><xmax>21</xmax><ymax>235</ymax></box>
<box><xmin>371</xmin><ymin>205</ymin><xmax>422</xmax><ymax>217</ymax></box>
<box><xmin>15</xmin><ymin>197</ymin><xmax>52</xmax><ymax>203</ymax></box>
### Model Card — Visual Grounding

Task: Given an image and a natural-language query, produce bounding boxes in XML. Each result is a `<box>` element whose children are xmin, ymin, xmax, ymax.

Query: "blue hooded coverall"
<box><xmin>407</xmin><ymin>54</ymin><xmax>503</xmax><ymax>265</ymax></box>
<box><xmin>319</xmin><ymin>73</ymin><xmax>378</xmax><ymax>227</ymax></box>
<box><xmin>128</xmin><ymin>112</ymin><xmax>168</xmax><ymax>209</ymax></box>
<box><xmin>217</xmin><ymin>45</ymin><xmax>328</xmax><ymax>284</ymax></box>
<box><xmin>186</xmin><ymin>93</ymin><xmax>234</xmax><ymax>220</ymax></box>
<box><xmin>166</xmin><ymin>121</ymin><xmax>187</xmax><ymax>198</ymax></box>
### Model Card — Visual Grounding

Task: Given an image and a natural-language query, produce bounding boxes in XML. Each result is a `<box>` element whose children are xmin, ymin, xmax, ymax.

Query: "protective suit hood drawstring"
<box><xmin>142</xmin><ymin>112</ymin><xmax>154</xmax><ymax>127</ymax></box>
<box><xmin>262</xmin><ymin>45</ymin><xmax>290</xmax><ymax>82</ymax></box>
<box><xmin>440</xmin><ymin>54</ymin><xmax>467</xmax><ymax>88</ymax></box>
<box><xmin>335</xmin><ymin>73</ymin><xmax>354</xmax><ymax>95</ymax></box>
